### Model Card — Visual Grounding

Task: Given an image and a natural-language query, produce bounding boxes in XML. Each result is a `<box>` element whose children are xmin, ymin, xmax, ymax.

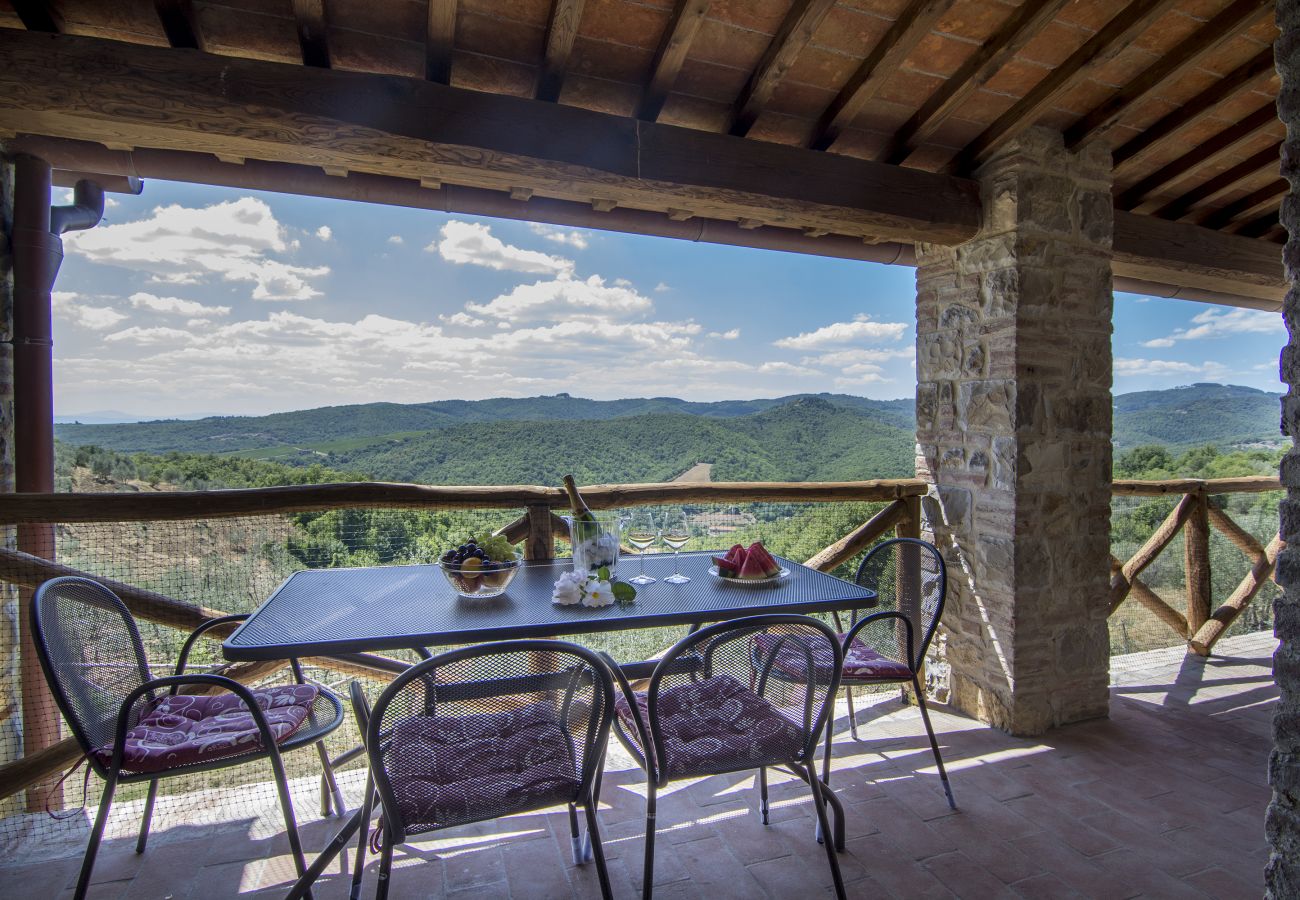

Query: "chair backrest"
<box><xmin>31</xmin><ymin>576</ymin><xmax>154</xmax><ymax>761</ymax></box>
<box><xmin>854</xmin><ymin>538</ymin><xmax>947</xmax><ymax>671</ymax></box>
<box><xmin>365</xmin><ymin>640</ymin><xmax>614</xmax><ymax>843</ymax></box>
<box><xmin>643</xmin><ymin>614</ymin><xmax>841</xmax><ymax>781</ymax></box>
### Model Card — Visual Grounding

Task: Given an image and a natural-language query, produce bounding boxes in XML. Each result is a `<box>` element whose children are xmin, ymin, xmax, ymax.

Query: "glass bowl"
<box><xmin>439</xmin><ymin>552</ymin><xmax>523</xmax><ymax>599</ymax></box>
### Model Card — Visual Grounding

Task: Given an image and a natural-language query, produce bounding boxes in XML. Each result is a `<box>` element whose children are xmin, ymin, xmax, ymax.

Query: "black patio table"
<box><xmin>222</xmin><ymin>550</ymin><xmax>877</xmax><ymax>663</ymax></box>
<box><xmin>223</xmin><ymin>550</ymin><xmax>875</xmax><ymax>900</ymax></box>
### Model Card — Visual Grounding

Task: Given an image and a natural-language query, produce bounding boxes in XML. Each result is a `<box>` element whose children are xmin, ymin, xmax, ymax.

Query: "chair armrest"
<box><xmin>596</xmin><ymin>651</ymin><xmax>657</xmax><ymax>781</ymax></box>
<box><xmin>843</xmin><ymin>610</ymin><xmax>915</xmax><ymax>671</ymax></box>
<box><xmin>174</xmin><ymin>614</ymin><xmax>250</xmax><ymax>680</ymax></box>
<box><xmin>107</xmin><ymin>674</ymin><xmax>287</xmax><ymax>775</ymax></box>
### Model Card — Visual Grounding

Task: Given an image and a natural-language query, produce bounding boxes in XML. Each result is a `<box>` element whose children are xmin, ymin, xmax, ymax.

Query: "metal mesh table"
<box><xmin>223</xmin><ymin>551</ymin><xmax>877</xmax><ymax>661</ymax></box>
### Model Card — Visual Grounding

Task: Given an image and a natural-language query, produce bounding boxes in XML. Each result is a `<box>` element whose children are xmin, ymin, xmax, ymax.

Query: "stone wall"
<box><xmin>1270</xmin><ymin>3</ymin><xmax>1300</xmax><ymax>895</ymax></box>
<box><xmin>915</xmin><ymin>127</ymin><xmax>1113</xmax><ymax>736</ymax></box>
<box><xmin>0</xmin><ymin>150</ymin><xmax>19</xmax><ymax>818</ymax></box>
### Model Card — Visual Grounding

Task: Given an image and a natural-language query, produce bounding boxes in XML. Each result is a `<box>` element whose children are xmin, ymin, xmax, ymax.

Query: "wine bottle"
<box><xmin>562</xmin><ymin>474</ymin><xmax>597</xmax><ymax>525</ymax></box>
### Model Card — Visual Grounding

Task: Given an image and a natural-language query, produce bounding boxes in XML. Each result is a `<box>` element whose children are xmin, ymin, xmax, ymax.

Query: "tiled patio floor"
<box><xmin>0</xmin><ymin>631</ymin><xmax>1277</xmax><ymax>899</ymax></box>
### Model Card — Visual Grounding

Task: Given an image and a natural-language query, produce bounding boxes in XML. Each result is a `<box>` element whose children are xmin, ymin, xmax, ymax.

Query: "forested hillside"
<box><xmin>1113</xmin><ymin>383</ymin><xmax>1280</xmax><ymax>450</ymax></box>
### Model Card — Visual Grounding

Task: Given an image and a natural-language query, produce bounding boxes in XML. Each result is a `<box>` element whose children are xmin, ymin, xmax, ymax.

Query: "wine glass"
<box><xmin>660</xmin><ymin>509</ymin><xmax>691</xmax><ymax>585</ymax></box>
<box><xmin>626</xmin><ymin>509</ymin><xmax>658</xmax><ymax>586</ymax></box>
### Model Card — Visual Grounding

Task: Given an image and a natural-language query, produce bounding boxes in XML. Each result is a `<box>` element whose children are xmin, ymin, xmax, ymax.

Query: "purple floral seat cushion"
<box><xmin>752</xmin><ymin>632</ymin><xmax>912</xmax><ymax>683</ymax></box>
<box><xmin>384</xmin><ymin>701</ymin><xmax>582</xmax><ymax>831</ymax></box>
<box><xmin>614</xmin><ymin>674</ymin><xmax>807</xmax><ymax>778</ymax></box>
<box><xmin>94</xmin><ymin>684</ymin><xmax>321</xmax><ymax>774</ymax></box>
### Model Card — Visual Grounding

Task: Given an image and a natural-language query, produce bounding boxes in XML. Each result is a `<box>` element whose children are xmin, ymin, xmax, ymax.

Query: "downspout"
<box><xmin>10</xmin><ymin>157</ymin><xmax>113</xmax><ymax>809</ymax></box>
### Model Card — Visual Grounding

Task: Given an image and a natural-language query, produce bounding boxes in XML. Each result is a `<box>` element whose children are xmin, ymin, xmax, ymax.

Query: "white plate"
<box><xmin>708</xmin><ymin>565</ymin><xmax>790</xmax><ymax>585</ymax></box>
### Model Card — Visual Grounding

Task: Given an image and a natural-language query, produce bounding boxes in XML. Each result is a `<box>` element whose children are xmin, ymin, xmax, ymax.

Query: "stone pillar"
<box><xmin>915</xmin><ymin>127</ymin><xmax>1113</xmax><ymax>736</ymax></box>
<box><xmin>0</xmin><ymin>148</ymin><xmax>19</xmax><ymax>817</ymax></box>
<box><xmin>1269</xmin><ymin>4</ymin><xmax>1300</xmax><ymax>895</ymax></box>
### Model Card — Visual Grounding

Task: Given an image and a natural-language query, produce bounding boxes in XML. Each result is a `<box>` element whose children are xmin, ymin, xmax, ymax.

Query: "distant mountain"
<box><xmin>53</xmin><ymin>393</ymin><xmax>915</xmax><ymax>455</ymax></box>
<box><xmin>1113</xmin><ymin>383</ymin><xmax>1281</xmax><ymax>451</ymax></box>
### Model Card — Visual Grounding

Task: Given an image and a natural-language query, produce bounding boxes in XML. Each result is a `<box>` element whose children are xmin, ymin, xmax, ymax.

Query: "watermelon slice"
<box><xmin>737</xmin><ymin>550</ymin><xmax>771</xmax><ymax>580</ymax></box>
<box><xmin>746</xmin><ymin>542</ymin><xmax>782</xmax><ymax>578</ymax></box>
<box><xmin>714</xmin><ymin>544</ymin><xmax>747</xmax><ymax>578</ymax></box>
<box><xmin>712</xmin><ymin>555</ymin><xmax>738</xmax><ymax>577</ymax></box>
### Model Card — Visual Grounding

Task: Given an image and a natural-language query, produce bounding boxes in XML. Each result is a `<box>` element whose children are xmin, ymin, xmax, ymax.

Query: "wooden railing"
<box><xmin>1110</xmin><ymin>476</ymin><xmax>1282</xmax><ymax>656</ymax></box>
<box><xmin>0</xmin><ymin>479</ymin><xmax>924</xmax><ymax>804</ymax></box>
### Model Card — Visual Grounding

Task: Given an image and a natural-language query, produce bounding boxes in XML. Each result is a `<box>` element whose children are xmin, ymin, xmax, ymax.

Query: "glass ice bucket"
<box><xmin>565</xmin><ymin>513</ymin><xmax>623</xmax><ymax>575</ymax></box>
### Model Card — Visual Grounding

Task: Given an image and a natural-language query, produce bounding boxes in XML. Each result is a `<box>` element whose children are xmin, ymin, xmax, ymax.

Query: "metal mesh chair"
<box><xmin>31</xmin><ymin>576</ymin><xmax>345</xmax><ymax>900</ymax></box>
<box><xmin>607</xmin><ymin>614</ymin><xmax>846</xmax><ymax>900</ymax></box>
<box><xmin>361</xmin><ymin>640</ymin><xmax>616</xmax><ymax>900</ymax></box>
<box><xmin>841</xmin><ymin>538</ymin><xmax>954</xmax><ymax>808</ymax></box>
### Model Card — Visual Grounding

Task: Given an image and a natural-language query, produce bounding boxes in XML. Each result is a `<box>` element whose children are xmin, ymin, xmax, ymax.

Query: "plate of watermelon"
<box><xmin>710</xmin><ymin>542</ymin><xmax>788</xmax><ymax>585</ymax></box>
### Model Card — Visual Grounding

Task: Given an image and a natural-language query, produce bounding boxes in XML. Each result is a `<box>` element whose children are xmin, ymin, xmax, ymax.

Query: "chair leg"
<box><xmin>136</xmin><ymin>778</ymin><xmax>158</xmax><ymax>854</ymax></box>
<box><xmin>642</xmin><ymin>781</ymin><xmax>657</xmax><ymax>900</ymax></box>
<box><xmin>821</xmin><ymin>716</ymin><xmax>834</xmax><ymax>786</ymax></box>
<box><xmin>804</xmin><ymin>767</ymin><xmax>846</xmax><ymax>900</ymax></box>
<box><xmin>913</xmin><ymin>675</ymin><xmax>956</xmax><ymax>810</ymax></box>
<box><xmin>268</xmin><ymin>751</ymin><xmax>314</xmax><ymax>900</ymax></box>
<box><xmin>845</xmin><ymin>686</ymin><xmax>861</xmax><ymax>742</ymax></box>
<box><xmin>568</xmin><ymin>802</ymin><xmax>584</xmax><ymax>865</ymax></box>
<box><xmin>350</xmin><ymin>779</ymin><xmax>376</xmax><ymax>900</ymax></box>
<box><xmin>582</xmin><ymin>793</ymin><xmax>613</xmax><ymax>900</ymax></box>
<box><xmin>376</xmin><ymin>827</ymin><xmax>394</xmax><ymax>900</ymax></box>
<box><xmin>758</xmin><ymin>767</ymin><xmax>769</xmax><ymax>825</ymax></box>
<box><xmin>73</xmin><ymin>776</ymin><xmax>117</xmax><ymax>900</ymax></box>
<box><xmin>316</xmin><ymin>739</ymin><xmax>344</xmax><ymax>817</ymax></box>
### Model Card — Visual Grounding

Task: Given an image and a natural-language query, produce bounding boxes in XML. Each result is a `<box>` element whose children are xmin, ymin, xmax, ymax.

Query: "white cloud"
<box><xmin>529</xmin><ymin>223</ymin><xmax>590</xmax><ymax>249</ymax></box>
<box><xmin>316</xmin><ymin>225</ymin><xmax>332</xmax><ymax>241</ymax></box>
<box><xmin>655</xmin><ymin>282</ymin><xmax>671</xmax><ymax>293</ymax></box>
<box><xmin>105</xmin><ymin>325</ymin><xmax>196</xmax><ymax>345</ymax></box>
<box><xmin>467</xmin><ymin>274</ymin><xmax>654</xmax><ymax>321</ymax></box>
<box><xmin>387</xmin><ymin>235</ymin><xmax>404</xmax><ymax>245</ymax></box>
<box><xmin>1141</xmin><ymin>337</ymin><xmax>1176</xmax><ymax>348</ymax></box>
<box><xmin>1145</xmin><ymin>308</ymin><xmax>1283</xmax><ymax>346</ymax></box>
<box><xmin>64</xmin><ymin>197</ymin><xmax>329</xmax><ymax>301</ymax></box>
<box><xmin>773</xmin><ymin>314</ymin><xmax>908</xmax><ymax>349</ymax></box>
<box><xmin>52</xmin><ymin>291</ymin><xmax>126</xmax><ymax>330</ymax></box>
<box><xmin>709</xmin><ymin>328</ymin><xmax>740</xmax><ymax>340</ymax></box>
<box><xmin>1114</xmin><ymin>357</ymin><xmax>1229</xmax><ymax>377</ymax></box>
<box><xmin>803</xmin><ymin>347</ymin><xmax>914</xmax><ymax>367</ymax></box>
<box><xmin>758</xmin><ymin>362</ymin><xmax>819</xmax><ymax>376</ymax></box>
<box><xmin>432</xmin><ymin>221</ymin><xmax>574</xmax><ymax>276</ymax></box>
<box><xmin>130</xmin><ymin>291</ymin><xmax>231</xmax><ymax>318</ymax></box>
<box><xmin>440</xmin><ymin>312</ymin><xmax>487</xmax><ymax>328</ymax></box>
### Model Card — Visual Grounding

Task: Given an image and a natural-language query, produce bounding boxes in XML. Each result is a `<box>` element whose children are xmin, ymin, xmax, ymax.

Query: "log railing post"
<box><xmin>524</xmin><ymin>504</ymin><xmax>554</xmax><ymax>561</ymax></box>
<box><xmin>1184</xmin><ymin>489</ymin><xmax>1212</xmax><ymax>638</ymax></box>
<box><xmin>898</xmin><ymin>493</ymin><xmax>922</xmax><ymax>703</ymax></box>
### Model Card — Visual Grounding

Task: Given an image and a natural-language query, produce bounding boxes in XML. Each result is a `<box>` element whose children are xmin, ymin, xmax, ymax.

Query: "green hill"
<box><xmin>1113</xmin><ymin>383</ymin><xmax>1281</xmax><ymax>451</ymax></box>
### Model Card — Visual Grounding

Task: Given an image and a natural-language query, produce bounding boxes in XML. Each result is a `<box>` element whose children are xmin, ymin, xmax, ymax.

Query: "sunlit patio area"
<box><xmin>0</xmin><ymin>631</ymin><xmax>1272</xmax><ymax>900</ymax></box>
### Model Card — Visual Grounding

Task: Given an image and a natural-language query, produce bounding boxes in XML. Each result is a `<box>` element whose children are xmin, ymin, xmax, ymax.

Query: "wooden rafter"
<box><xmin>637</xmin><ymin>0</ymin><xmax>711</xmax><ymax>122</ymax></box>
<box><xmin>425</xmin><ymin>0</ymin><xmax>457</xmax><ymax>84</ymax></box>
<box><xmin>292</xmin><ymin>0</ymin><xmax>330</xmax><ymax>69</ymax></box>
<box><xmin>811</xmin><ymin>0</ymin><xmax>955</xmax><ymax>152</ymax></box>
<box><xmin>154</xmin><ymin>0</ymin><xmax>202</xmax><ymax>50</ymax></box>
<box><xmin>1112</xmin><ymin>48</ymin><xmax>1275</xmax><ymax>170</ymax></box>
<box><xmin>1064</xmin><ymin>0</ymin><xmax>1271</xmax><ymax>150</ymax></box>
<box><xmin>1116</xmin><ymin>103</ymin><xmax>1278</xmax><ymax>210</ymax></box>
<box><xmin>1151</xmin><ymin>142</ymin><xmax>1281</xmax><ymax>220</ymax></box>
<box><xmin>10</xmin><ymin>0</ymin><xmax>59</xmax><ymax>32</ymax></box>
<box><xmin>1202</xmin><ymin>179</ymin><xmax>1288</xmax><ymax>230</ymax></box>
<box><xmin>729</xmin><ymin>0</ymin><xmax>837</xmax><ymax>137</ymax></box>
<box><xmin>537</xmin><ymin>0</ymin><xmax>587</xmax><ymax>102</ymax></box>
<box><xmin>1234</xmin><ymin>206</ymin><xmax>1283</xmax><ymax>238</ymax></box>
<box><xmin>950</xmin><ymin>0</ymin><xmax>1178</xmax><ymax>173</ymax></box>
<box><xmin>884</xmin><ymin>0</ymin><xmax>1069</xmax><ymax>166</ymax></box>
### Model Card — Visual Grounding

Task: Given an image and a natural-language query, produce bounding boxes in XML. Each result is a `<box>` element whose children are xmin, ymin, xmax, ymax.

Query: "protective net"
<box><xmin>0</xmin><ymin>496</ymin><xmax>891</xmax><ymax>860</ymax></box>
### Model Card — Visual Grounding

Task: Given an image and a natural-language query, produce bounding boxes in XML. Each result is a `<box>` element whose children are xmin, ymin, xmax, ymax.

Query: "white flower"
<box><xmin>582</xmin><ymin>580</ymin><xmax>616</xmax><ymax>608</ymax></box>
<box><xmin>552</xmin><ymin>570</ymin><xmax>587</xmax><ymax>606</ymax></box>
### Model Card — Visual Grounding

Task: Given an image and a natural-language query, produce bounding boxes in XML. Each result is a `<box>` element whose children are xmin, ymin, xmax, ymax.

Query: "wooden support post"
<box><xmin>898</xmin><ymin>493</ymin><xmax>922</xmax><ymax>703</ymax></box>
<box><xmin>525</xmin><ymin>504</ymin><xmax>554</xmax><ymax>561</ymax></box>
<box><xmin>1185</xmin><ymin>491</ymin><xmax>1212</xmax><ymax>636</ymax></box>
<box><xmin>1189</xmin><ymin>534</ymin><xmax>1283</xmax><ymax>655</ymax></box>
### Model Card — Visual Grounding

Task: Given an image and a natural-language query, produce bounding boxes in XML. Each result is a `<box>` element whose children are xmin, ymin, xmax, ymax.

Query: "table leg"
<box><xmin>284</xmin><ymin>808</ymin><xmax>366</xmax><ymax>900</ymax></box>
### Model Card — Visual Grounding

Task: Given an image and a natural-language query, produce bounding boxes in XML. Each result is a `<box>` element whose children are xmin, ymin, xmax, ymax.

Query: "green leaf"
<box><xmin>612</xmin><ymin>582</ymin><xmax>636</xmax><ymax>605</ymax></box>
<box><xmin>597</xmin><ymin>566</ymin><xmax>611</xmax><ymax>581</ymax></box>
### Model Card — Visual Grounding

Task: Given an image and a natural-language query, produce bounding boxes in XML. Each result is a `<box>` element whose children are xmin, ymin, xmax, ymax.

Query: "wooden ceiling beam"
<box><xmin>153</xmin><ymin>0</ymin><xmax>202</xmax><ymax>50</ymax></box>
<box><xmin>811</xmin><ymin>0</ymin><xmax>955</xmax><ymax>152</ymax></box>
<box><xmin>637</xmin><ymin>0</ymin><xmax>711</xmax><ymax>122</ymax></box>
<box><xmin>1232</xmin><ymin>205</ymin><xmax>1282</xmax><ymax>238</ymax></box>
<box><xmin>10</xmin><ymin>0</ymin><xmax>60</xmax><ymax>32</ymax></box>
<box><xmin>1199</xmin><ymin>179</ymin><xmax>1288</xmax><ymax>230</ymax></box>
<box><xmin>884</xmin><ymin>0</ymin><xmax>1069</xmax><ymax>166</ymax></box>
<box><xmin>0</xmin><ymin>28</ymin><xmax>981</xmax><ymax>245</ymax></box>
<box><xmin>950</xmin><ymin>0</ymin><xmax>1179</xmax><ymax>173</ymax></box>
<box><xmin>537</xmin><ymin>0</ymin><xmax>587</xmax><ymax>102</ymax></box>
<box><xmin>1116</xmin><ymin>103</ymin><xmax>1278</xmax><ymax>210</ymax></box>
<box><xmin>729</xmin><ymin>0</ymin><xmax>837</xmax><ymax>137</ymax></box>
<box><xmin>1112</xmin><ymin>48</ymin><xmax>1275</xmax><ymax>170</ymax></box>
<box><xmin>292</xmin><ymin>0</ymin><xmax>330</xmax><ymax>69</ymax></box>
<box><xmin>1065</xmin><ymin>0</ymin><xmax>1271</xmax><ymax>150</ymax></box>
<box><xmin>1151</xmin><ymin>142</ymin><xmax>1280</xmax><ymax>220</ymax></box>
<box><xmin>425</xmin><ymin>0</ymin><xmax>457</xmax><ymax>84</ymax></box>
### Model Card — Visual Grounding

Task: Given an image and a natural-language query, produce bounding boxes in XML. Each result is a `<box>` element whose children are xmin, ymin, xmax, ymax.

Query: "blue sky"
<box><xmin>50</xmin><ymin>180</ymin><xmax>1285</xmax><ymax>419</ymax></box>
